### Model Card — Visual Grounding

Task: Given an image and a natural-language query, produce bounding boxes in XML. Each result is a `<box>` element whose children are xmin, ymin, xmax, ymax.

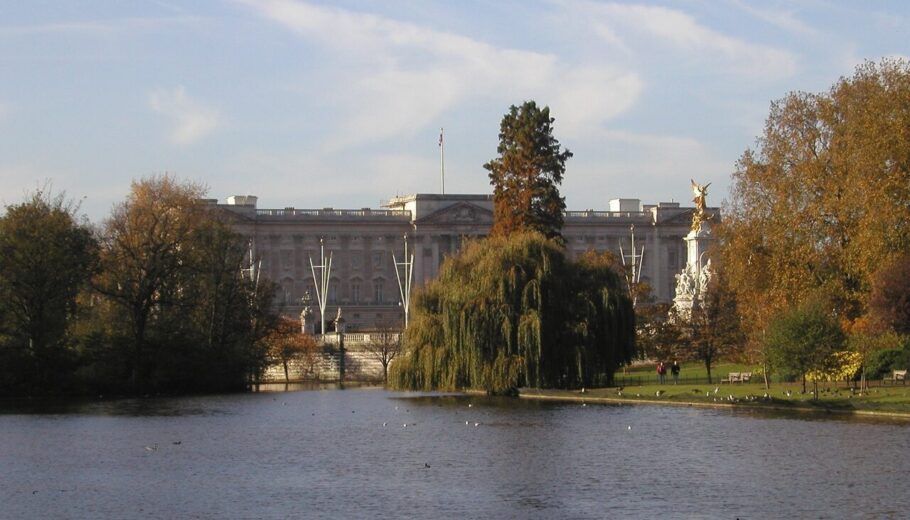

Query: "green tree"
<box><xmin>390</xmin><ymin>232</ymin><xmax>634</xmax><ymax>393</ymax></box>
<box><xmin>723</xmin><ymin>58</ymin><xmax>910</xmax><ymax>350</ymax></box>
<box><xmin>0</xmin><ymin>190</ymin><xmax>97</xmax><ymax>391</ymax></box>
<box><xmin>671</xmin><ymin>266</ymin><xmax>743</xmax><ymax>384</ymax></box>
<box><xmin>634</xmin><ymin>302</ymin><xmax>678</xmax><ymax>362</ymax></box>
<box><xmin>765</xmin><ymin>299</ymin><xmax>845</xmax><ymax>397</ymax></box>
<box><xmin>484</xmin><ymin>101</ymin><xmax>573</xmax><ymax>241</ymax></box>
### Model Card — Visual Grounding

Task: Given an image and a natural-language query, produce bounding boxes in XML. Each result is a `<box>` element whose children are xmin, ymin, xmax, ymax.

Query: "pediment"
<box><xmin>416</xmin><ymin>202</ymin><xmax>494</xmax><ymax>225</ymax></box>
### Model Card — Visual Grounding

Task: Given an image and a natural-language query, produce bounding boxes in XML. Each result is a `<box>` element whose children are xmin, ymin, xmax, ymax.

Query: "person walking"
<box><xmin>671</xmin><ymin>361</ymin><xmax>680</xmax><ymax>384</ymax></box>
<box><xmin>656</xmin><ymin>361</ymin><xmax>666</xmax><ymax>384</ymax></box>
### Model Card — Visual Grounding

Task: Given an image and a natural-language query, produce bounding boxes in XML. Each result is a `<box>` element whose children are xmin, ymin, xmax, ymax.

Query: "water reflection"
<box><xmin>1</xmin><ymin>388</ymin><xmax>908</xmax><ymax>519</ymax></box>
<box><xmin>0</xmin><ymin>396</ymin><xmax>225</xmax><ymax>417</ymax></box>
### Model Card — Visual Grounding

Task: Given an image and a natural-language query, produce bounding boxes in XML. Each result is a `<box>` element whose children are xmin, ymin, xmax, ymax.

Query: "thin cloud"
<box><xmin>239</xmin><ymin>0</ymin><xmax>643</xmax><ymax>148</ymax></box>
<box><xmin>0</xmin><ymin>16</ymin><xmax>204</xmax><ymax>38</ymax></box>
<box><xmin>730</xmin><ymin>1</ymin><xmax>819</xmax><ymax>38</ymax></box>
<box><xmin>574</xmin><ymin>1</ymin><xmax>798</xmax><ymax>80</ymax></box>
<box><xmin>148</xmin><ymin>86</ymin><xmax>219</xmax><ymax>146</ymax></box>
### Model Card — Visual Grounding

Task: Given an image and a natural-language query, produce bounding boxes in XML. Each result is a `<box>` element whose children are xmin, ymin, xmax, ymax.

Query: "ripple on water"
<box><xmin>1</xmin><ymin>389</ymin><xmax>909</xmax><ymax>519</ymax></box>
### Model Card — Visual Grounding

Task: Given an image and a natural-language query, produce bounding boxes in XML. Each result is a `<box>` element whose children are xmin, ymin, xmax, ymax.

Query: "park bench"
<box><xmin>884</xmin><ymin>370</ymin><xmax>907</xmax><ymax>385</ymax></box>
<box><xmin>720</xmin><ymin>372</ymin><xmax>752</xmax><ymax>384</ymax></box>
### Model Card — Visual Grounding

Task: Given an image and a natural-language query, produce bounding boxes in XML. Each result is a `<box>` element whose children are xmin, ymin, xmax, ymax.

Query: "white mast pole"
<box><xmin>309</xmin><ymin>238</ymin><xmax>333</xmax><ymax>336</ymax></box>
<box><xmin>393</xmin><ymin>234</ymin><xmax>414</xmax><ymax>329</ymax></box>
<box><xmin>439</xmin><ymin>127</ymin><xmax>445</xmax><ymax>195</ymax></box>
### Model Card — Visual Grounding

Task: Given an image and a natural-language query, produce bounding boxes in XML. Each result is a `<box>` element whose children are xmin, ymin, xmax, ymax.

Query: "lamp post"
<box><xmin>300</xmin><ymin>290</ymin><xmax>314</xmax><ymax>335</ymax></box>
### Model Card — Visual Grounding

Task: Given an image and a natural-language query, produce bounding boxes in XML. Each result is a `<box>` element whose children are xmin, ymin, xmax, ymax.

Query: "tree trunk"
<box><xmin>705</xmin><ymin>361</ymin><xmax>712</xmax><ymax>385</ymax></box>
<box><xmin>132</xmin><ymin>315</ymin><xmax>147</xmax><ymax>395</ymax></box>
<box><xmin>762</xmin><ymin>361</ymin><xmax>770</xmax><ymax>390</ymax></box>
<box><xmin>283</xmin><ymin>360</ymin><xmax>290</xmax><ymax>383</ymax></box>
<box><xmin>801</xmin><ymin>374</ymin><xmax>807</xmax><ymax>394</ymax></box>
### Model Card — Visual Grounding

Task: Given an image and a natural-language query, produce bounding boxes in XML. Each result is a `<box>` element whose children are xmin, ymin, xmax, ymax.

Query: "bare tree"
<box><xmin>363</xmin><ymin>325</ymin><xmax>402</xmax><ymax>383</ymax></box>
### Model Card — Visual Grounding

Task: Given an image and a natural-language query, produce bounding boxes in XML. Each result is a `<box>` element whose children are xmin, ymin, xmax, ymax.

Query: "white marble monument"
<box><xmin>672</xmin><ymin>180</ymin><xmax>714</xmax><ymax>319</ymax></box>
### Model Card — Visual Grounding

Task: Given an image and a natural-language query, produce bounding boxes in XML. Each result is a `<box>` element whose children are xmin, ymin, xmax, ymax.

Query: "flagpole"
<box><xmin>439</xmin><ymin>127</ymin><xmax>445</xmax><ymax>195</ymax></box>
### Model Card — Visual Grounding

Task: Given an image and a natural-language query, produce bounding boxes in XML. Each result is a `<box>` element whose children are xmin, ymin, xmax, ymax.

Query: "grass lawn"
<box><xmin>521</xmin><ymin>381</ymin><xmax>910</xmax><ymax>416</ymax></box>
<box><xmin>614</xmin><ymin>361</ymin><xmax>759</xmax><ymax>385</ymax></box>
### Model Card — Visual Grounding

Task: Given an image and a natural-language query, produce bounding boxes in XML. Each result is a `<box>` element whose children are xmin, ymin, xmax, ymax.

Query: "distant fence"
<box><xmin>612</xmin><ymin>374</ymin><xmax>899</xmax><ymax>387</ymax></box>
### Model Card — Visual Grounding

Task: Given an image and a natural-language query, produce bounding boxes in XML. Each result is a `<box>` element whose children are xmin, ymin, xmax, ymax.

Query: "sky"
<box><xmin>1</xmin><ymin>1</ymin><xmax>908</xmax><ymax>222</ymax></box>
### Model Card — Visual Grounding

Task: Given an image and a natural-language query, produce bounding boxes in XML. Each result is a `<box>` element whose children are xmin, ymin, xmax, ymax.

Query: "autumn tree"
<box><xmin>0</xmin><ymin>190</ymin><xmax>98</xmax><ymax>391</ymax></box>
<box><xmin>94</xmin><ymin>175</ymin><xmax>206</xmax><ymax>392</ymax></box>
<box><xmin>485</xmin><ymin>101</ymin><xmax>573</xmax><ymax>241</ymax></box>
<box><xmin>868</xmin><ymin>254</ymin><xmax>910</xmax><ymax>335</ymax></box>
<box><xmin>89</xmin><ymin>176</ymin><xmax>280</xmax><ymax>393</ymax></box>
<box><xmin>265</xmin><ymin>317</ymin><xmax>317</xmax><ymax>383</ymax></box>
<box><xmin>722</xmin><ymin>58</ymin><xmax>910</xmax><ymax>352</ymax></box>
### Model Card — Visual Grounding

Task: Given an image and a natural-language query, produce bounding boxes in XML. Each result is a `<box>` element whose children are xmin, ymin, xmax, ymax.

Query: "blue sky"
<box><xmin>1</xmin><ymin>1</ymin><xmax>907</xmax><ymax>222</ymax></box>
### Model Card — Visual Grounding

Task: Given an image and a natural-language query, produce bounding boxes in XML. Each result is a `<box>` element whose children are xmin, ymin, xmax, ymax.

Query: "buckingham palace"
<box><xmin>208</xmin><ymin>192</ymin><xmax>708</xmax><ymax>331</ymax></box>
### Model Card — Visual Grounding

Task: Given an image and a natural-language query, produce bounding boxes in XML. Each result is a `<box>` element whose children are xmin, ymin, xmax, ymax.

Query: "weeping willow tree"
<box><xmin>390</xmin><ymin>232</ymin><xmax>634</xmax><ymax>393</ymax></box>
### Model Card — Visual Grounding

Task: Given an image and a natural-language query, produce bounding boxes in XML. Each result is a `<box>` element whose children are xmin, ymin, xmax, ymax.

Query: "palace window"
<box><xmin>352</xmin><ymin>281</ymin><xmax>361</xmax><ymax>303</ymax></box>
<box><xmin>374</xmin><ymin>279</ymin><xmax>385</xmax><ymax>304</ymax></box>
<box><xmin>372</xmin><ymin>251</ymin><xmax>385</xmax><ymax>270</ymax></box>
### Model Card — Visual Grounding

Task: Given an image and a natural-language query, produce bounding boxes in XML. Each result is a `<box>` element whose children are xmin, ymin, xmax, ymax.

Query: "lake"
<box><xmin>2</xmin><ymin>385</ymin><xmax>908</xmax><ymax>519</ymax></box>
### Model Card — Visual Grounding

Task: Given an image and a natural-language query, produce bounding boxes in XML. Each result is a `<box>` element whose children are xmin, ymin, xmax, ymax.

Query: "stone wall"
<box><xmin>261</xmin><ymin>333</ymin><xmax>399</xmax><ymax>382</ymax></box>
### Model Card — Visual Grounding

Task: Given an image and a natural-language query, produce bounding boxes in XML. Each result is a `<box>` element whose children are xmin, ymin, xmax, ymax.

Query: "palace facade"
<box><xmin>210</xmin><ymin>193</ymin><xmax>706</xmax><ymax>331</ymax></box>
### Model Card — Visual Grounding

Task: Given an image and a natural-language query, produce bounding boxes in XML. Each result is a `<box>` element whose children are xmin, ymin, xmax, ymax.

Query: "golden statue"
<box><xmin>690</xmin><ymin>179</ymin><xmax>711</xmax><ymax>233</ymax></box>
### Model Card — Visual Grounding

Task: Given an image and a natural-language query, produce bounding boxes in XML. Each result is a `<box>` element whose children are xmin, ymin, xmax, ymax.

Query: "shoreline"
<box><xmin>517</xmin><ymin>389</ymin><xmax>910</xmax><ymax>420</ymax></box>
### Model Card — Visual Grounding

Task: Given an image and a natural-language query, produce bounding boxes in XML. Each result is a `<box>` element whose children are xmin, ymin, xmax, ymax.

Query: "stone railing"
<box><xmin>262</xmin><ymin>332</ymin><xmax>402</xmax><ymax>382</ymax></box>
<box><xmin>564</xmin><ymin>210</ymin><xmax>652</xmax><ymax>219</ymax></box>
<box><xmin>255</xmin><ymin>208</ymin><xmax>411</xmax><ymax>219</ymax></box>
<box><xmin>319</xmin><ymin>332</ymin><xmax>401</xmax><ymax>347</ymax></box>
